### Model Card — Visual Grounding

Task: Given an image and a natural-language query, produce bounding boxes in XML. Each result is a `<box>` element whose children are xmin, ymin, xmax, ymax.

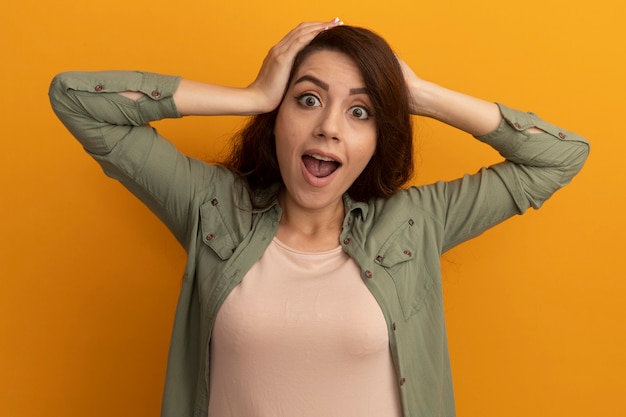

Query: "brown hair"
<box><xmin>224</xmin><ymin>25</ymin><xmax>414</xmax><ymax>206</ymax></box>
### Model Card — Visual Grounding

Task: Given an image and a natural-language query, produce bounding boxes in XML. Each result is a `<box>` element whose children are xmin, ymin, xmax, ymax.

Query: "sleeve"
<box><xmin>48</xmin><ymin>71</ymin><xmax>209</xmax><ymax>249</ymax></box>
<box><xmin>435</xmin><ymin>103</ymin><xmax>590</xmax><ymax>252</ymax></box>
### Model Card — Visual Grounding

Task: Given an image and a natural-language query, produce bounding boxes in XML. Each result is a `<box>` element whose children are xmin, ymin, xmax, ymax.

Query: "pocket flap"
<box><xmin>376</xmin><ymin>218</ymin><xmax>435</xmax><ymax>320</ymax></box>
<box><xmin>199</xmin><ymin>199</ymin><xmax>237</xmax><ymax>260</ymax></box>
<box><xmin>376</xmin><ymin>218</ymin><xmax>417</xmax><ymax>267</ymax></box>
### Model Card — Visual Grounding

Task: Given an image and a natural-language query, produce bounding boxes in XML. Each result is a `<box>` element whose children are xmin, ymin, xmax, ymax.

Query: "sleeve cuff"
<box><xmin>474</xmin><ymin>103</ymin><xmax>533</xmax><ymax>156</ymax></box>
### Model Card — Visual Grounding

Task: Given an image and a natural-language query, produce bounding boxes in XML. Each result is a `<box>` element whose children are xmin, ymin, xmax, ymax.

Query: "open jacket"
<box><xmin>49</xmin><ymin>70</ymin><xmax>589</xmax><ymax>417</ymax></box>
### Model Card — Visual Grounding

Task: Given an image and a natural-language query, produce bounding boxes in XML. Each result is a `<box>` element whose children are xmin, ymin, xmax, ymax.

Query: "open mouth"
<box><xmin>302</xmin><ymin>154</ymin><xmax>341</xmax><ymax>178</ymax></box>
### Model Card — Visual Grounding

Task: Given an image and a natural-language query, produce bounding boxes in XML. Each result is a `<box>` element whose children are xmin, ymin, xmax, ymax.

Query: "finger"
<box><xmin>286</xmin><ymin>18</ymin><xmax>343</xmax><ymax>39</ymax></box>
<box><xmin>250</xmin><ymin>18</ymin><xmax>343</xmax><ymax>105</ymax></box>
<box><xmin>273</xmin><ymin>18</ymin><xmax>343</xmax><ymax>54</ymax></box>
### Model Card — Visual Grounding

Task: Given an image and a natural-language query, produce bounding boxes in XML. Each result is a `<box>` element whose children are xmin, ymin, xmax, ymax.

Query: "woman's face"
<box><xmin>274</xmin><ymin>50</ymin><xmax>377</xmax><ymax>214</ymax></box>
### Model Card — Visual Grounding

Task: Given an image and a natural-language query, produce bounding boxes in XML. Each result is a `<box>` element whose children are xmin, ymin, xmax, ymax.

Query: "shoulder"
<box><xmin>346</xmin><ymin>185</ymin><xmax>448</xmax><ymax>253</ymax></box>
<box><xmin>189</xmin><ymin>162</ymin><xmax>253</xmax><ymax>208</ymax></box>
<box><xmin>365</xmin><ymin>183</ymin><xmax>448</xmax><ymax>226</ymax></box>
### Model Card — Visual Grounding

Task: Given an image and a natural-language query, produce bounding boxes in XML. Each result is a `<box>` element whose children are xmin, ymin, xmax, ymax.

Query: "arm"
<box><xmin>122</xmin><ymin>19</ymin><xmax>344</xmax><ymax>116</ymax></box>
<box><xmin>398</xmin><ymin>57</ymin><xmax>544</xmax><ymax>137</ymax></box>
<box><xmin>396</xmin><ymin>59</ymin><xmax>590</xmax><ymax>251</ymax></box>
<box><xmin>49</xmin><ymin>19</ymin><xmax>342</xmax><ymax>246</ymax></box>
<box><xmin>48</xmin><ymin>70</ymin><xmax>200</xmax><ymax>246</ymax></box>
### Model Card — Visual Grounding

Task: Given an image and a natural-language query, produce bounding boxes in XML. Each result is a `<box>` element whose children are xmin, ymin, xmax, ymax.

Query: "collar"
<box><xmin>342</xmin><ymin>193</ymin><xmax>370</xmax><ymax>222</ymax></box>
<box><xmin>254</xmin><ymin>185</ymin><xmax>370</xmax><ymax>221</ymax></box>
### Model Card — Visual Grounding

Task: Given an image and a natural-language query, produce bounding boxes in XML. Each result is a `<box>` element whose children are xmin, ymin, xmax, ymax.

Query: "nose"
<box><xmin>314</xmin><ymin>105</ymin><xmax>343</xmax><ymax>141</ymax></box>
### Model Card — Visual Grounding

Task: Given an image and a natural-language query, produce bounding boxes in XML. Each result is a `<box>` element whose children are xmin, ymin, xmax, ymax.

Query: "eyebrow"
<box><xmin>293</xmin><ymin>75</ymin><xmax>369</xmax><ymax>96</ymax></box>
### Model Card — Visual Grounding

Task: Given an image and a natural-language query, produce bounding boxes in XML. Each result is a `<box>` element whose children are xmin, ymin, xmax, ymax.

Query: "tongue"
<box><xmin>302</xmin><ymin>155</ymin><xmax>339</xmax><ymax>178</ymax></box>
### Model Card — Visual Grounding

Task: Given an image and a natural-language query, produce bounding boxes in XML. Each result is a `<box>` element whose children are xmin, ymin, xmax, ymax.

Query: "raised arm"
<box><xmin>120</xmin><ymin>20</ymin><xmax>344</xmax><ymax>116</ymax></box>
<box><xmin>395</xmin><ymin>58</ymin><xmax>590</xmax><ymax>252</ymax></box>
<box><xmin>399</xmin><ymin>57</ymin><xmax>544</xmax><ymax>137</ymax></box>
<box><xmin>48</xmin><ymin>19</ymin><xmax>343</xmax><ymax>247</ymax></box>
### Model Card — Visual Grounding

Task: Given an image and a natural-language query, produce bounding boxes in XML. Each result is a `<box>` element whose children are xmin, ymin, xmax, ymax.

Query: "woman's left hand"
<box><xmin>396</xmin><ymin>56</ymin><xmax>427</xmax><ymax>116</ymax></box>
<box><xmin>396</xmin><ymin>56</ymin><xmax>502</xmax><ymax>135</ymax></box>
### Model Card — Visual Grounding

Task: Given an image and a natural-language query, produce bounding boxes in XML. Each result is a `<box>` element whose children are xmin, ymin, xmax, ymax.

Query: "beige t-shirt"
<box><xmin>208</xmin><ymin>238</ymin><xmax>402</xmax><ymax>417</ymax></box>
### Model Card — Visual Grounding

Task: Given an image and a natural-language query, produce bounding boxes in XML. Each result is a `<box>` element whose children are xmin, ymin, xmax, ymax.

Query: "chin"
<box><xmin>291</xmin><ymin>189</ymin><xmax>343</xmax><ymax>212</ymax></box>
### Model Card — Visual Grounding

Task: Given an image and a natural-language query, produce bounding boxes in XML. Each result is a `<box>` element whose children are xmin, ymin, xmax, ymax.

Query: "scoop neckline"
<box><xmin>271</xmin><ymin>237</ymin><xmax>343</xmax><ymax>256</ymax></box>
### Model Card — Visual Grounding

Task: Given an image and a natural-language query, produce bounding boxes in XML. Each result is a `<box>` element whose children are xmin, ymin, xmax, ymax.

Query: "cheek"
<box><xmin>349</xmin><ymin>135</ymin><xmax>377</xmax><ymax>179</ymax></box>
<box><xmin>274</xmin><ymin>104</ymin><xmax>300</xmax><ymax>144</ymax></box>
<box><xmin>273</xmin><ymin>107</ymin><xmax>286</xmax><ymax>141</ymax></box>
<box><xmin>359</xmin><ymin>132</ymin><xmax>377</xmax><ymax>162</ymax></box>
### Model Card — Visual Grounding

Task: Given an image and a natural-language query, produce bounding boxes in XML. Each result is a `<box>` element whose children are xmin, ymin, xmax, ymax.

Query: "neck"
<box><xmin>276</xmin><ymin>193</ymin><xmax>345</xmax><ymax>252</ymax></box>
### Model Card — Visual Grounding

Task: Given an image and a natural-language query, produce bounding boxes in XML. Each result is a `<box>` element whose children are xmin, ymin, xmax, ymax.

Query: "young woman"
<box><xmin>49</xmin><ymin>19</ymin><xmax>589</xmax><ymax>417</ymax></box>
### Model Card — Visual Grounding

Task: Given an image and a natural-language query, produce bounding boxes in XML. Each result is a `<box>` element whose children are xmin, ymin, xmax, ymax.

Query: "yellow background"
<box><xmin>2</xmin><ymin>0</ymin><xmax>624</xmax><ymax>416</ymax></box>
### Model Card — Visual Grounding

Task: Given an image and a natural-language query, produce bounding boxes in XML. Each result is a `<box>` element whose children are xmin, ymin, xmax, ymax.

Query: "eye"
<box><xmin>297</xmin><ymin>93</ymin><xmax>321</xmax><ymax>108</ymax></box>
<box><xmin>348</xmin><ymin>106</ymin><xmax>371</xmax><ymax>120</ymax></box>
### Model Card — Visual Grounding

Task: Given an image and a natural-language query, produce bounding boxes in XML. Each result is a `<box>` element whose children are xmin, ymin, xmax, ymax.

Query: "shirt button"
<box><xmin>211</xmin><ymin>198</ymin><xmax>219</xmax><ymax>206</ymax></box>
<box><xmin>514</xmin><ymin>122</ymin><xmax>522</xmax><ymax>129</ymax></box>
<box><xmin>403</xmin><ymin>250</ymin><xmax>412</xmax><ymax>257</ymax></box>
<box><xmin>558</xmin><ymin>132</ymin><xmax>567</xmax><ymax>139</ymax></box>
<box><xmin>151</xmin><ymin>90</ymin><xmax>162</xmax><ymax>99</ymax></box>
<box><xmin>94</xmin><ymin>84</ymin><xmax>104</xmax><ymax>92</ymax></box>
<box><xmin>343</xmin><ymin>237</ymin><xmax>351</xmax><ymax>245</ymax></box>
<box><xmin>408</xmin><ymin>218</ymin><xmax>414</xmax><ymax>226</ymax></box>
<box><xmin>392</xmin><ymin>322</ymin><xmax>397</xmax><ymax>331</ymax></box>
<box><xmin>206</xmin><ymin>233</ymin><xmax>215</xmax><ymax>241</ymax></box>
<box><xmin>399</xmin><ymin>377</ymin><xmax>406</xmax><ymax>386</ymax></box>
<box><xmin>364</xmin><ymin>270</ymin><xmax>373</xmax><ymax>279</ymax></box>
<box><xmin>376</xmin><ymin>255</ymin><xmax>383</xmax><ymax>263</ymax></box>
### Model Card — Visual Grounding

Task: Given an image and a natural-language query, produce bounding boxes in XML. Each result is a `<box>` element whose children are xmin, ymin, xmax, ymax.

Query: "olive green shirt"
<box><xmin>49</xmin><ymin>71</ymin><xmax>589</xmax><ymax>417</ymax></box>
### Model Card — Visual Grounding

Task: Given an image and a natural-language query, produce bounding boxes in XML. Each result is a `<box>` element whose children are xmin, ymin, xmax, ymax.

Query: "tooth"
<box><xmin>310</xmin><ymin>154</ymin><xmax>335</xmax><ymax>162</ymax></box>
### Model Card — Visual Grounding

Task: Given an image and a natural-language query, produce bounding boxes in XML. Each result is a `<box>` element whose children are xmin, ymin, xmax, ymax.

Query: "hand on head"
<box><xmin>247</xmin><ymin>18</ymin><xmax>343</xmax><ymax>113</ymax></box>
<box><xmin>395</xmin><ymin>55</ymin><xmax>426</xmax><ymax>116</ymax></box>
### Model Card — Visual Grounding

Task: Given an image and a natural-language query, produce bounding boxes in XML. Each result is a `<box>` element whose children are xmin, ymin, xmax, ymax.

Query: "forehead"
<box><xmin>292</xmin><ymin>50</ymin><xmax>364</xmax><ymax>85</ymax></box>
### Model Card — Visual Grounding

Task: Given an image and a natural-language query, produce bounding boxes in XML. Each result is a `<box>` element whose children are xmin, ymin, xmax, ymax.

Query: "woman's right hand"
<box><xmin>246</xmin><ymin>18</ymin><xmax>343</xmax><ymax>113</ymax></box>
<box><xmin>173</xmin><ymin>18</ymin><xmax>342</xmax><ymax>117</ymax></box>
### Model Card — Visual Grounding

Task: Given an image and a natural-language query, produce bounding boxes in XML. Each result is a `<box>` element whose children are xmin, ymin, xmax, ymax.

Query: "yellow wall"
<box><xmin>2</xmin><ymin>0</ymin><xmax>624</xmax><ymax>416</ymax></box>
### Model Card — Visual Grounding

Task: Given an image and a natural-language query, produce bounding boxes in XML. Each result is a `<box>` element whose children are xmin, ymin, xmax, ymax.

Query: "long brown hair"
<box><xmin>224</xmin><ymin>25</ymin><xmax>414</xmax><ymax>207</ymax></box>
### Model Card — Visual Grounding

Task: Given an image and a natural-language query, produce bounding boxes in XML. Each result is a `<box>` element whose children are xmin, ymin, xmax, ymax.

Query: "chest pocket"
<box><xmin>376</xmin><ymin>218</ymin><xmax>435</xmax><ymax>320</ymax></box>
<box><xmin>199</xmin><ymin>198</ymin><xmax>238</xmax><ymax>260</ymax></box>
